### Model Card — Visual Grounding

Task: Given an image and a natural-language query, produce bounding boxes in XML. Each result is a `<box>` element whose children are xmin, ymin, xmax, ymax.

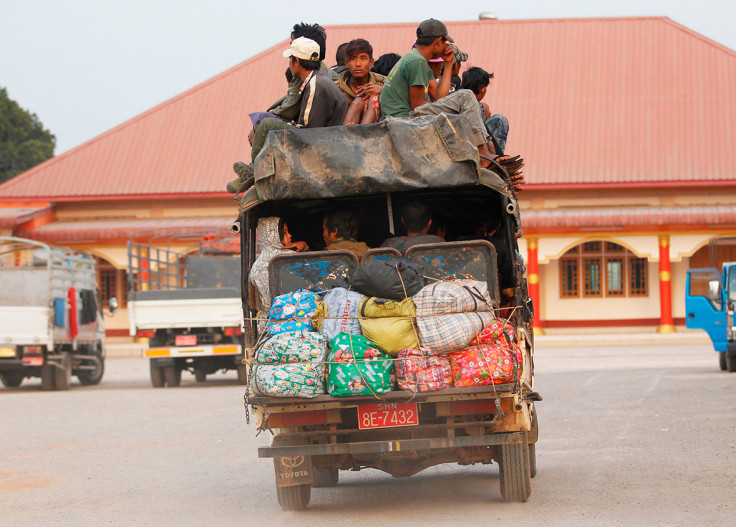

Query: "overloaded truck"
<box><xmin>127</xmin><ymin>229</ymin><xmax>246</xmax><ymax>387</ymax></box>
<box><xmin>686</xmin><ymin>260</ymin><xmax>736</xmax><ymax>371</ymax></box>
<box><xmin>235</xmin><ymin>115</ymin><xmax>539</xmax><ymax>510</ymax></box>
<box><xmin>0</xmin><ymin>236</ymin><xmax>110</xmax><ymax>390</ymax></box>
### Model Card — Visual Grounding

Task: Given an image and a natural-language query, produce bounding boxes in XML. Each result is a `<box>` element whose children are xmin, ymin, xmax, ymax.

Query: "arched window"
<box><xmin>560</xmin><ymin>241</ymin><xmax>648</xmax><ymax>298</ymax></box>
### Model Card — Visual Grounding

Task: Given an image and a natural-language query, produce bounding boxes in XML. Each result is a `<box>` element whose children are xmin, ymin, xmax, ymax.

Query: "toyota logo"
<box><xmin>280</xmin><ymin>456</ymin><xmax>305</xmax><ymax>468</ymax></box>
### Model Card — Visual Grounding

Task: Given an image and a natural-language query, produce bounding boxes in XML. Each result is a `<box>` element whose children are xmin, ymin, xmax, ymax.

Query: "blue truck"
<box><xmin>685</xmin><ymin>262</ymin><xmax>736</xmax><ymax>371</ymax></box>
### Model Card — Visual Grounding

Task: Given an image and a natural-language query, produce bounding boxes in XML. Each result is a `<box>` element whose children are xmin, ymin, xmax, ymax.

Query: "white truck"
<box><xmin>127</xmin><ymin>230</ymin><xmax>246</xmax><ymax>387</ymax></box>
<box><xmin>0</xmin><ymin>237</ymin><xmax>110</xmax><ymax>390</ymax></box>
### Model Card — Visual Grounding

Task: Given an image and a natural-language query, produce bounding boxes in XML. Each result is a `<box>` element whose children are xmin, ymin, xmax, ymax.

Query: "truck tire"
<box><xmin>0</xmin><ymin>371</ymin><xmax>24</xmax><ymax>388</ymax></box>
<box><xmin>498</xmin><ymin>432</ymin><xmax>531</xmax><ymax>502</ymax></box>
<box><xmin>164</xmin><ymin>365</ymin><xmax>181</xmax><ymax>387</ymax></box>
<box><xmin>195</xmin><ymin>369</ymin><xmax>207</xmax><ymax>383</ymax></box>
<box><xmin>312</xmin><ymin>467</ymin><xmax>339</xmax><ymax>487</ymax></box>
<box><xmin>54</xmin><ymin>353</ymin><xmax>72</xmax><ymax>391</ymax></box>
<box><xmin>41</xmin><ymin>363</ymin><xmax>55</xmax><ymax>390</ymax></box>
<box><xmin>528</xmin><ymin>443</ymin><xmax>537</xmax><ymax>479</ymax></box>
<box><xmin>276</xmin><ymin>484</ymin><xmax>311</xmax><ymax>511</ymax></box>
<box><xmin>237</xmin><ymin>364</ymin><xmax>248</xmax><ymax>385</ymax></box>
<box><xmin>719</xmin><ymin>352</ymin><xmax>727</xmax><ymax>371</ymax></box>
<box><xmin>150</xmin><ymin>362</ymin><xmax>165</xmax><ymax>388</ymax></box>
<box><xmin>727</xmin><ymin>343</ymin><xmax>736</xmax><ymax>373</ymax></box>
<box><xmin>77</xmin><ymin>344</ymin><xmax>105</xmax><ymax>385</ymax></box>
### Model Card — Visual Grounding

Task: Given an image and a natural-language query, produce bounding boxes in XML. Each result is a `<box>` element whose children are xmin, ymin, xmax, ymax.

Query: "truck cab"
<box><xmin>685</xmin><ymin>262</ymin><xmax>736</xmax><ymax>371</ymax></box>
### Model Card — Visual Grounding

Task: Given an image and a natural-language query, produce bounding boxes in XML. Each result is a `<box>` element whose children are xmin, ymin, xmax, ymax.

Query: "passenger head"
<box><xmin>401</xmin><ymin>202</ymin><xmax>432</xmax><ymax>234</ymax></box>
<box><xmin>277</xmin><ymin>218</ymin><xmax>292</xmax><ymax>245</ymax></box>
<box><xmin>415</xmin><ymin>18</ymin><xmax>453</xmax><ymax>58</ymax></box>
<box><xmin>323</xmin><ymin>210</ymin><xmax>359</xmax><ymax>245</ymax></box>
<box><xmin>335</xmin><ymin>42</ymin><xmax>349</xmax><ymax>66</ymax></box>
<box><xmin>284</xmin><ymin>37</ymin><xmax>321</xmax><ymax>74</ymax></box>
<box><xmin>371</xmin><ymin>53</ymin><xmax>401</xmax><ymax>76</ymax></box>
<box><xmin>291</xmin><ymin>22</ymin><xmax>327</xmax><ymax>61</ymax></box>
<box><xmin>449</xmin><ymin>43</ymin><xmax>468</xmax><ymax>76</ymax></box>
<box><xmin>257</xmin><ymin>217</ymin><xmax>288</xmax><ymax>249</ymax></box>
<box><xmin>462</xmin><ymin>67</ymin><xmax>494</xmax><ymax>101</ymax></box>
<box><xmin>345</xmin><ymin>39</ymin><xmax>374</xmax><ymax>80</ymax></box>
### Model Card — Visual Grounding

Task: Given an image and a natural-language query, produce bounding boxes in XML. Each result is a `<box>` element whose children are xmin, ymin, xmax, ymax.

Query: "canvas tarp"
<box><xmin>239</xmin><ymin>114</ymin><xmax>512</xmax><ymax>210</ymax></box>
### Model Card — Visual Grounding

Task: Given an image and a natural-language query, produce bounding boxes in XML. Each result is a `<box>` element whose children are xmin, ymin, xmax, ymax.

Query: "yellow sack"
<box><xmin>358</xmin><ymin>297</ymin><xmax>418</xmax><ymax>356</ymax></box>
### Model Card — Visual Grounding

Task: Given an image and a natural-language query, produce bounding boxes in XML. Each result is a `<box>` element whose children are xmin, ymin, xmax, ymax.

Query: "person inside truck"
<box><xmin>229</xmin><ymin>37</ymin><xmax>348</xmax><ymax>194</ymax></box>
<box><xmin>461</xmin><ymin>66</ymin><xmax>509</xmax><ymax>156</ymax></box>
<box><xmin>249</xmin><ymin>217</ymin><xmax>309</xmax><ymax>329</ymax></box>
<box><xmin>337</xmin><ymin>39</ymin><xmax>386</xmax><ymax>125</ymax></box>
<box><xmin>378</xmin><ymin>18</ymin><xmax>497</xmax><ymax>169</ymax></box>
<box><xmin>380</xmin><ymin>201</ymin><xmax>445</xmax><ymax>255</ymax></box>
<box><xmin>323</xmin><ymin>210</ymin><xmax>371</xmax><ymax>260</ymax></box>
<box><xmin>475</xmin><ymin>211</ymin><xmax>515</xmax><ymax>302</ymax></box>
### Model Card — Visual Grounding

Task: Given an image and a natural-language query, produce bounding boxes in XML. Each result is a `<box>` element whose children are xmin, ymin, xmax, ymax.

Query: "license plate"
<box><xmin>357</xmin><ymin>402</ymin><xmax>419</xmax><ymax>430</ymax></box>
<box><xmin>175</xmin><ymin>335</ymin><xmax>197</xmax><ymax>346</ymax></box>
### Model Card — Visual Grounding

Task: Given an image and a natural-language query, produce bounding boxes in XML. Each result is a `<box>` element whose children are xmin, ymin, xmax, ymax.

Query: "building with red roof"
<box><xmin>2</xmin><ymin>16</ymin><xmax>735</xmax><ymax>335</ymax></box>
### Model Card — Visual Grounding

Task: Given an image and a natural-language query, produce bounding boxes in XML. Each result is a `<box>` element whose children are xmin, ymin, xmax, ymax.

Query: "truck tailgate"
<box><xmin>128</xmin><ymin>298</ymin><xmax>242</xmax><ymax>331</ymax></box>
<box><xmin>0</xmin><ymin>306</ymin><xmax>51</xmax><ymax>346</ymax></box>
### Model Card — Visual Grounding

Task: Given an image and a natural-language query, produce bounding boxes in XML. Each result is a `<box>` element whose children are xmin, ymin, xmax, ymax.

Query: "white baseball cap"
<box><xmin>283</xmin><ymin>37</ymin><xmax>320</xmax><ymax>61</ymax></box>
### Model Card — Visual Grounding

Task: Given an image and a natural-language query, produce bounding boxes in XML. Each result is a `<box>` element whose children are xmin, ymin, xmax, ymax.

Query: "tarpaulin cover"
<box><xmin>239</xmin><ymin>114</ymin><xmax>511</xmax><ymax>209</ymax></box>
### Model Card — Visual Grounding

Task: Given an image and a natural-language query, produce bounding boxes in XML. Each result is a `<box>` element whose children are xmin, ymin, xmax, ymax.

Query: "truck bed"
<box><xmin>128</xmin><ymin>288</ymin><xmax>242</xmax><ymax>331</ymax></box>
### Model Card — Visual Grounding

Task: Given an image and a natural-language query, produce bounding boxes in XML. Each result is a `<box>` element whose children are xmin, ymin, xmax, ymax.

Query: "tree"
<box><xmin>0</xmin><ymin>87</ymin><xmax>56</xmax><ymax>184</ymax></box>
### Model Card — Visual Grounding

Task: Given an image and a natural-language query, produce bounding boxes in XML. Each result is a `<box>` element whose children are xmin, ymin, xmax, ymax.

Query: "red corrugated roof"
<box><xmin>1</xmin><ymin>17</ymin><xmax>735</xmax><ymax>201</ymax></box>
<box><xmin>16</xmin><ymin>217</ymin><xmax>235</xmax><ymax>242</ymax></box>
<box><xmin>523</xmin><ymin>205</ymin><xmax>736</xmax><ymax>229</ymax></box>
<box><xmin>0</xmin><ymin>206</ymin><xmax>52</xmax><ymax>227</ymax></box>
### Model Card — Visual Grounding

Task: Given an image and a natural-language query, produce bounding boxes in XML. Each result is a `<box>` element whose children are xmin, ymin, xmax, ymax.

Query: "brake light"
<box><xmin>223</xmin><ymin>327</ymin><xmax>243</xmax><ymax>337</ymax></box>
<box><xmin>136</xmin><ymin>330</ymin><xmax>155</xmax><ymax>338</ymax></box>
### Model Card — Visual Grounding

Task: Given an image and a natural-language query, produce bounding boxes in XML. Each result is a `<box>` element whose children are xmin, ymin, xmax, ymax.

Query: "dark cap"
<box><xmin>417</xmin><ymin>18</ymin><xmax>454</xmax><ymax>43</ymax></box>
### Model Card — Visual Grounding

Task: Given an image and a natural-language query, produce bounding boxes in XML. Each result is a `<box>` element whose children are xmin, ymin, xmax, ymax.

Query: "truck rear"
<box><xmin>235</xmin><ymin>114</ymin><xmax>539</xmax><ymax>509</ymax></box>
<box><xmin>0</xmin><ymin>236</ymin><xmax>108</xmax><ymax>390</ymax></box>
<box><xmin>127</xmin><ymin>230</ymin><xmax>246</xmax><ymax>386</ymax></box>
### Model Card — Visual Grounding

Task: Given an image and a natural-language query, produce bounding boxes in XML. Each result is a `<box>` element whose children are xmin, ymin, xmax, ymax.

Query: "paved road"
<box><xmin>1</xmin><ymin>343</ymin><xmax>734</xmax><ymax>526</ymax></box>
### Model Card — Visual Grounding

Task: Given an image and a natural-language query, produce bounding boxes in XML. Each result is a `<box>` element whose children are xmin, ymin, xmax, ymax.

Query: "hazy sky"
<box><xmin>2</xmin><ymin>0</ymin><xmax>734</xmax><ymax>154</ymax></box>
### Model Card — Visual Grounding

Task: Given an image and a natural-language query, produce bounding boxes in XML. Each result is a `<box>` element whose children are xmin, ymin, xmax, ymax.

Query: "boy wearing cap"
<box><xmin>229</xmin><ymin>37</ymin><xmax>347</xmax><ymax>193</ymax></box>
<box><xmin>379</xmin><ymin>19</ymin><xmax>496</xmax><ymax>167</ymax></box>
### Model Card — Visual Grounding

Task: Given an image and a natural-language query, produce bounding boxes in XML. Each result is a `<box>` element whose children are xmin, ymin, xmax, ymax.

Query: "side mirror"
<box><xmin>108</xmin><ymin>297</ymin><xmax>119</xmax><ymax>314</ymax></box>
<box><xmin>707</xmin><ymin>280</ymin><xmax>721</xmax><ymax>302</ymax></box>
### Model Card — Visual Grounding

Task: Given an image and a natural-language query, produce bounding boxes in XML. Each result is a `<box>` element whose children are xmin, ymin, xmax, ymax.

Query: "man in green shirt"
<box><xmin>379</xmin><ymin>19</ymin><xmax>496</xmax><ymax>167</ymax></box>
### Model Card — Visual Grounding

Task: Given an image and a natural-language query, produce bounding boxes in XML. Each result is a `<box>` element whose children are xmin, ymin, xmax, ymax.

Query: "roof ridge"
<box><xmin>660</xmin><ymin>17</ymin><xmax>736</xmax><ymax>57</ymax></box>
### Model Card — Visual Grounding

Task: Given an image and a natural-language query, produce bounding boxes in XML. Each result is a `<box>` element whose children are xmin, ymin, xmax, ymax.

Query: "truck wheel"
<box><xmin>276</xmin><ymin>484</ymin><xmax>311</xmax><ymax>511</ymax></box>
<box><xmin>528</xmin><ymin>443</ymin><xmax>537</xmax><ymax>478</ymax></box>
<box><xmin>41</xmin><ymin>363</ymin><xmax>55</xmax><ymax>390</ymax></box>
<box><xmin>236</xmin><ymin>364</ymin><xmax>248</xmax><ymax>385</ymax></box>
<box><xmin>727</xmin><ymin>343</ymin><xmax>736</xmax><ymax>373</ymax></box>
<box><xmin>195</xmin><ymin>369</ymin><xmax>207</xmax><ymax>383</ymax></box>
<box><xmin>719</xmin><ymin>352</ymin><xmax>727</xmax><ymax>371</ymax></box>
<box><xmin>498</xmin><ymin>432</ymin><xmax>531</xmax><ymax>502</ymax></box>
<box><xmin>312</xmin><ymin>467</ymin><xmax>339</xmax><ymax>487</ymax></box>
<box><xmin>150</xmin><ymin>363</ymin><xmax>165</xmax><ymax>388</ymax></box>
<box><xmin>164</xmin><ymin>365</ymin><xmax>181</xmax><ymax>387</ymax></box>
<box><xmin>54</xmin><ymin>353</ymin><xmax>72</xmax><ymax>391</ymax></box>
<box><xmin>0</xmin><ymin>371</ymin><xmax>24</xmax><ymax>388</ymax></box>
<box><xmin>77</xmin><ymin>345</ymin><xmax>105</xmax><ymax>385</ymax></box>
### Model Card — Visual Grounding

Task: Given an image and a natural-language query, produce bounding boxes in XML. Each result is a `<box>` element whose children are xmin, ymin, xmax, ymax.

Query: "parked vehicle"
<box><xmin>236</xmin><ymin>115</ymin><xmax>539</xmax><ymax>510</ymax></box>
<box><xmin>686</xmin><ymin>262</ymin><xmax>736</xmax><ymax>371</ymax></box>
<box><xmin>0</xmin><ymin>237</ymin><xmax>110</xmax><ymax>390</ymax></box>
<box><xmin>127</xmin><ymin>230</ymin><xmax>246</xmax><ymax>387</ymax></box>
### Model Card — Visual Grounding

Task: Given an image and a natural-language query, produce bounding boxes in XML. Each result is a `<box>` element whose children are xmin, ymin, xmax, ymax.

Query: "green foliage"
<box><xmin>0</xmin><ymin>87</ymin><xmax>56</xmax><ymax>184</ymax></box>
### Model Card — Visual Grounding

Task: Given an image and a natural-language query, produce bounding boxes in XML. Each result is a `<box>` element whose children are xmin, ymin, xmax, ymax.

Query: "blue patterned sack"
<box><xmin>266</xmin><ymin>289</ymin><xmax>319</xmax><ymax>335</ymax></box>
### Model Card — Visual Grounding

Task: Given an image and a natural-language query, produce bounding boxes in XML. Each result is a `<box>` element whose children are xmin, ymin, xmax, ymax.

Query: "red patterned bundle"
<box><xmin>471</xmin><ymin>319</ymin><xmax>523</xmax><ymax>365</ymax></box>
<box><xmin>396</xmin><ymin>348</ymin><xmax>452</xmax><ymax>392</ymax></box>
<box><xmin>448</xmin><ymin>344</ymin><xmax>518</xmax><ymax>387</ymax></box>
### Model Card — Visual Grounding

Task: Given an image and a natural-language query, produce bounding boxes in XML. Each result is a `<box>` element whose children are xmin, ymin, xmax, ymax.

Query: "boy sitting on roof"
<box><xmin>336</xmin><ymin>39</ymin><xmax>387</xmax><ymax>125</ymax></box>
<box><xmin>228</xmin><ymin>37</ymin><xmax>348</xmax><ymax>194</ymax></box>
<box><xmin>378</xmin><ymin>19</ymin><xmax>496</xmax><ymax>169</ymax></box>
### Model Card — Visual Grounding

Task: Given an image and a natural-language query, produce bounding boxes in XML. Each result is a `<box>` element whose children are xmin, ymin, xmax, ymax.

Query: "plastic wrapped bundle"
<box><xmin>396</xmin><ymin>348</ymin><xmax>452</xmax><ymax>392</ymax></box>
<box><xmin>358</xmin><ymin>297</ymin><xmax>418</xmax><ymax>356</ymax></box>
<box><xmin>471</xmin><ymin>319</ymin><xmax>523</xmax><ymax>365</ymax></box>
<box><xmin>448</xmin><ymin>344</ymin><xmax>518</xmax><ymax>387</ymax></box>
<box><xmin>313</xmin><ymin>287</ymin><xmax>365</xmax><ymax>342</ymax></box>
<box><xmin>327</xmin><ymin>333</ymin><xmax>394</xmax><ymax>396</ymax></box>
<box><xmin>255</xmin><ymin>331</ymin><xmax>327</xmax><ymax>364</ymax></box>
<box><xmin>251</xmin><ymin>363</ymin><xmax>325</xmax><ymax>398</ymax></box>
<box><xmin>266</xmin><ymin>289</ymin><xmax>319</xmax><ymax>335</ymax></box>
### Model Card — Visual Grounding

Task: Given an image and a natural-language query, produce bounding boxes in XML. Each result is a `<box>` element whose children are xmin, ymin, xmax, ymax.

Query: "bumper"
<box><xmin>143</xmin><ymin>345</ymin><xmax>241</xmax><ymax>359</ymax></box>
<box><xmin>258</xmin><ymin>432</ymin><xmax>523</xmax><ymax>458</ymax></box>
